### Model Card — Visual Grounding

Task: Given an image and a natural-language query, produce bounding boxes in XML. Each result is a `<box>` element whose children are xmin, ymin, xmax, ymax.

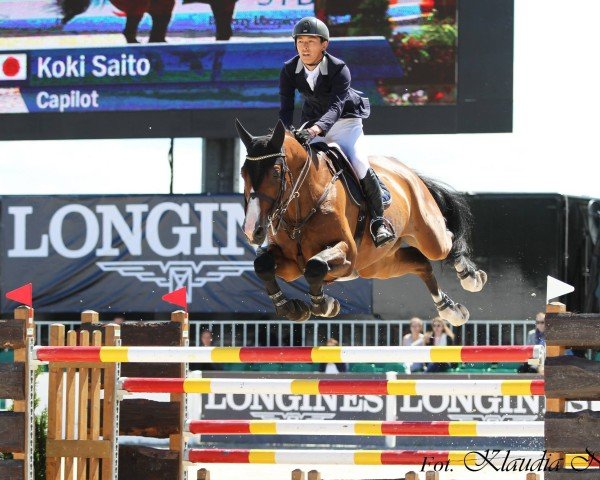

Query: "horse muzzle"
<box><xmin>251</xmin><ymin>225</ymin><xmax>267</xmax><ymax>246</ymax></box>
<box><xmin>243</xmin><ymin>222</ymin><xmax>266</xmax><ymax>246</ymax></box>
<box><xmin>243</xmin><ymin>190</ymin><xmax>266</xmax><ymax>245</ymax></box>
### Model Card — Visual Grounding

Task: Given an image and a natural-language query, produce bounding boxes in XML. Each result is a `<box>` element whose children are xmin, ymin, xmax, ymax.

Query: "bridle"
<box><xmin>244</xmin><ymin>143</ymin><xmax>341</xmax><ymax>241</ymax></box>
<box><xmin>244</xmin><ymin>150</ymin><xmax>290</xmax><ymax>220</ymax></box>
<box><xmin>245</xmin><ymin>145</ymin><xmax>311</xmax><ymax>239</ymax></box>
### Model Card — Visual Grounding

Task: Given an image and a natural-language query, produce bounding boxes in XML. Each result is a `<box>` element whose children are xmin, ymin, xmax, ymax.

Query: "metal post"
<box><xmin>201</xmin><ymin>138</ymin><xmax>239</xmax><ymax>193</ymax></box>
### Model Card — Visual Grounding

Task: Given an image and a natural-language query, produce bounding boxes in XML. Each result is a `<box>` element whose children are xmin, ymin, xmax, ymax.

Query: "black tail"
<box><xmin>419</xmin><ymin>175</ymin><xmax>474</xmax><ymax>265</ymax></box>
<box><xmin>55</xmin><ymin>0</ymin><xmax>92</xmax><ymax>24</ymax></box>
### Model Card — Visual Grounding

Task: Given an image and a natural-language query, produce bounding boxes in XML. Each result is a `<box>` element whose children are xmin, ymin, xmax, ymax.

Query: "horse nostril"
<box><xmin>254</xmin><ymin>226</ymin><xmax>265</xmax><ymax>239</ymax></box>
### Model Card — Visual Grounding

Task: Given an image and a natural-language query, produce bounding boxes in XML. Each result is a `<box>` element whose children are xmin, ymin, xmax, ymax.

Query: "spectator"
<box><xmin>200</xmin><ymin>329</ymin><xmax>214</xmax><ymax>347</ymax></box>
<box><xmin>112</xmin><ymin>316</ymin><xmax>125</xmax><ymax>325</ymax></box>
<box><xmin>402</xmin><ymin>317</ymin><xmax>424</xmax><ymax>372</ymax></box>
<box><xmin>318</xmin><ymin>338</ymin><xmax>347</xmax><ymax>373</ymax></box>
<box><xmin>519</xmin><ymin>312</ymin><xmax>545</xmax><ymax>373</ymax></box>
<box><xmin>527</xmin><ymin>312</ymin><xmax>546</xmax><ymax>346</ymax></box>
<box><xmin>190</xmin><ymin>329</ymin><xmax>221</xmax><ymax>371</ymax></box>
<box><xmin>423</xmin><ymin>317</ymin><xmax>454</xmax><ymax>373</ymax></box>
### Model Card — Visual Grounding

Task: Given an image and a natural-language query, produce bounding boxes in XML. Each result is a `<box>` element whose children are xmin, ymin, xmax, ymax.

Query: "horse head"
<box><xmin>236</xmin><ymin>119</ymin><xmax>295</xmax><ymax>246</ymax></box>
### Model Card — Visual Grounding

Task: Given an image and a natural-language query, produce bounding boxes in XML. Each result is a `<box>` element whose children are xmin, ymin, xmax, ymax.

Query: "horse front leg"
<box><xmin>254</xmin><ymin>246</ymin><xmax>311</xmax><ymax>322</ymax></box>
<box><xmin>305</xmin><ymin>241</ymin><xmax>352</xmax><ymax>318</ymax></box>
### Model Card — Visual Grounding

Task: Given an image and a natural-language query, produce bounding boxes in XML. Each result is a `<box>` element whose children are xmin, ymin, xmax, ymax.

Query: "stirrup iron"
<box><xmin>369</xmin><ymin>217</ymin><xmax>396</xmax><ymax>247</ymax></box>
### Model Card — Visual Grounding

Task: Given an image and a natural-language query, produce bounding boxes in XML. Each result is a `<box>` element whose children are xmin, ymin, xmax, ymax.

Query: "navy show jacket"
<box><xmin>279</xmin><ymin>52</ymin><xmax>370</xmax><ymax>135</ymax></box>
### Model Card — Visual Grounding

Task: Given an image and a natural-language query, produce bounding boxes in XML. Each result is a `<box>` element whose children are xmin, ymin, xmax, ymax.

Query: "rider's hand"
<box><xmin>294</xmin><ymin>129</ymin><xmax>312</xmax><ymax>146</ymax></box>
<box><xmin>308</xmin><ymin>125</ymin><xmax>322</xmax><ymax>137</ymax></box>
<box><xmin>295</xmin><ymin>125</ymin><xmax>323</xmax><ymax>146</ymax></box>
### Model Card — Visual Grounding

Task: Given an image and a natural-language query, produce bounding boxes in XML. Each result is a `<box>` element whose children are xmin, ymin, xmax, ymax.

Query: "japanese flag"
<box><xmin>0</xmin><ymin>54</ymin><xmax>27</xmax><ymax>81</ymax></box>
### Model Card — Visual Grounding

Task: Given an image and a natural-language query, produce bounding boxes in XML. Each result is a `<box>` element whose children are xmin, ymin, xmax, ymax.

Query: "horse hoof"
<box><xmin>280</xmin><ymin>299</ymin><xmax>311</xmax><ymax>323</ymax></box>
<box><xmin>459</xmin><ymin>269</ymin><xmax>488</xmax><ymax>293</ymax></box>
<box><xmin>310</xmin><ymin>296</ymin><xmax>340</xmax><ymax>318</ymax></box>
<box><xmin>440</xmin><ymin>303</ymin><xmax>470</xmax><ymax>327</ymax></box>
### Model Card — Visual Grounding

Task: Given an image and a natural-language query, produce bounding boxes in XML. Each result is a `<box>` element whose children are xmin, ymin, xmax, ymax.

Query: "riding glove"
<box><xmin>294</xmin><ymin>129</ymin><xmax>313</xmax><ymax>147</ymax></box>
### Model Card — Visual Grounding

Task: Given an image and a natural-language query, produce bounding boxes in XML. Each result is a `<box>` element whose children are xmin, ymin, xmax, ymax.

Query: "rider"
<box><xmin>279</xmin><ymin>16</ymin><xmax>395</xmax><ymax>247</ymax></box>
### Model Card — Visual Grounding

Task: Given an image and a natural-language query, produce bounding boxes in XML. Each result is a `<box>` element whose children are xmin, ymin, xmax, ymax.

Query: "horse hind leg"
<box><xmin>419</xmin><ymin>176</ymin><xmax>487</xmax><ymax>293</ymax></box>
<box><xmin>397</xmin><ymin>247</ymin><xmax>470</xmax><ymax>327</ymax></box>
<box><xmin>434</xmin><ymin>226</ymin><xmax>487</xmax><ymax>293</ymax></box>
<box><xmin>454</xmin><ymin>255</ymin><xmax>488</xmax><ymax>293</ymax></box>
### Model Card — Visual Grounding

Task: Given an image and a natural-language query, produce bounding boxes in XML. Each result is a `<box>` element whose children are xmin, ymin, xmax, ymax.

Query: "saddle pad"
<box><xmin>311</xmin><ymin>142</ymin><xmax>392</xmax><ymax>208</ymax></box>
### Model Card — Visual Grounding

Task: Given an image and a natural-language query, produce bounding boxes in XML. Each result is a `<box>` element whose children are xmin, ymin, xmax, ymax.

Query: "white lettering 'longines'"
<box><xmin>7</xmin><ymin>202</ymin><xmax>246</xmax><ymax>258</ymax></box>
<box><xmin>205</xmin><ymin>393</ymin><xmax>385</xmax><ymax>415</ymax></box>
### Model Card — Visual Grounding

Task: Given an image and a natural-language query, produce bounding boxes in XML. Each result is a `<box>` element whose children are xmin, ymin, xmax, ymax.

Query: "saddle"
<box><xmin>311</xmin><ymin>142</ymin><xmax>392</xmax><ymax>247</ymax></box>
<box><xmin>311</xmin><ymin>142</ymin><xmax>392</xmax><ymax>207</ymax></box>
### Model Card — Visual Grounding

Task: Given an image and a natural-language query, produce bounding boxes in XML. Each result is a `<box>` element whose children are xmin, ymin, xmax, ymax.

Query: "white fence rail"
<box><xmin>33</xmin><ymin>319</ymin><xmax>536</xmax><ymax>347</ymax></box>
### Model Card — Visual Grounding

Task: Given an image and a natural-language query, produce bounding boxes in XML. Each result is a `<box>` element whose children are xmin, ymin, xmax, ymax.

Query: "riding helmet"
<box><xmin>292</xmin><ymin>17</ymin><xmax>330</xmax><ymax>41</ymax></box>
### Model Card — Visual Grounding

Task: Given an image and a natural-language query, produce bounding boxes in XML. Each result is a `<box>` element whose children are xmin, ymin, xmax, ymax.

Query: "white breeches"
<box><xmin>311</xmin><ymin>118</ymin><xmax>370</xmax><ymax>179</ymax></box>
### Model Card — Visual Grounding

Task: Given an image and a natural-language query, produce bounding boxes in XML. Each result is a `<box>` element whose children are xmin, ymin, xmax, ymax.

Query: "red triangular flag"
<box><xmin>162</xmin><ymin>287</ymin><xmax>187</xmax><ymax>311</ymax></box>
<box><xmin>5</xmin><ymin>283</ymin><xmax>33</xmax><ymax>307</ymax></box>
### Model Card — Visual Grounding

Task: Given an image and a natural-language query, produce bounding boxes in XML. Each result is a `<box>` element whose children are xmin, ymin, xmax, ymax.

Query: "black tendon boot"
<box><xmin>360</xmin><ymin>168</ymin><xmax>396</xmax><ymax>247</ymax></box>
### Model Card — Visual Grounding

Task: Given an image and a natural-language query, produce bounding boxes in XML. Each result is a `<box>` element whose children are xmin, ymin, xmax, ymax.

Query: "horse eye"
<box><xmin>273</xmin><ymin>169</ymin><xmax>281</xmax><ymax>179</ymax></box>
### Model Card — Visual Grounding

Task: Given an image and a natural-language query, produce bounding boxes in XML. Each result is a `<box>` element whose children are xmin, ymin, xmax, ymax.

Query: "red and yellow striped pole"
<box><xmin>184</xmin><ymin>449</ymin><xmax>550</xmax><ymax>466</ymax></box>
<box><xmin>35</xmin><ymin>345</ymin><xmax>542</xmax><ymax>363</ymax></box>
<box><xmin>186</xmin><ymin>419</ymin><xmax>543</xmax><ymax>437</ymax></box>
<box><xmin>120</xmin><ymin>377</ymin><xmax>544</xmax><ymax>396</ymax></box>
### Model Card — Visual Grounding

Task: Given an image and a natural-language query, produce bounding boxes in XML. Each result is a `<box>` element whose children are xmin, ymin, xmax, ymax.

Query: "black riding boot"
<box><xmin>360</xmin><ymin>168</ymin><xmax>396</xmax><ymax>247</ymax></box>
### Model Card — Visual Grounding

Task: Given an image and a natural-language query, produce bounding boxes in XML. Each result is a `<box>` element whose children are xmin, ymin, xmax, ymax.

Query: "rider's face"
<box><xmin>296</xmin><ymin>35</ymin><xmax>328</xmax><ymax>67</ymax></box>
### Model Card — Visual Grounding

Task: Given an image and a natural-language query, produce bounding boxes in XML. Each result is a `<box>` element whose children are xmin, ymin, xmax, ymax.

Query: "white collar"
<box><xmin>296</xmin><ymin>55</ymin><xmax>328</xmax><ymax>75</ymax></box>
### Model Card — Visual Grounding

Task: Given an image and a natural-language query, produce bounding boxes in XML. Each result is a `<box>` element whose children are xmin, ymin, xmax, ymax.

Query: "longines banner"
<box><xmin>198</xmin><ymin>373</ymin><xmax>543</xmax><ymax>448</ymax></box>
<box><xmin>0</xmin><ymin>195</ymin><xmax>372</xmax><ymax>313</ymax></box>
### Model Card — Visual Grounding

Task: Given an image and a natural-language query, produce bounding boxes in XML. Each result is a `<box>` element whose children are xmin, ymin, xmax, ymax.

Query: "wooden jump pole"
<box><xmin>185</xmin><ymin>419</ymin><xmax>543</xmax><ymax>437</ymax></box>
<box><xmin>35</xmin><ymin>345</ymin><xmax>543</xmax><ymax>364</ymax></box>
<box><xmin>118</xmin><ymin>377</ymin><xmax>544</xmax><ymax>396</ymax></box>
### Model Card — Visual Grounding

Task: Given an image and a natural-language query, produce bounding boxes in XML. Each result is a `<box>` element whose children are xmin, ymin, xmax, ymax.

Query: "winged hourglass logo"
<box><xmin>96</xmin><ymin>260</ymin><xmax>254</xmax><ymax>302</ymax></box>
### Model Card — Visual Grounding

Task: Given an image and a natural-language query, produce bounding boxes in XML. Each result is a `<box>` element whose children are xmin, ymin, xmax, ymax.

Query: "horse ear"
<box><xmin>235</xmin><ymin>118</ymin><xmax>253</xmax><ymax>149</ymax></box>
<box><xmin>268</xmin><ymin>119</ymin><xmax>286</xmax><ymax>151</ymax></box>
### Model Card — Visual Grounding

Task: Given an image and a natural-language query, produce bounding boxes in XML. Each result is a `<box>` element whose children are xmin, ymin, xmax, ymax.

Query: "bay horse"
<box><xmin>236</xmin><ymin>119</ymin><xmax>487</xmax><ymax>326</ymax></box>
<box><xmin>55</xmin><ymin>0</ymin><xmax>237</xmax><ymax>43</ymax></box>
